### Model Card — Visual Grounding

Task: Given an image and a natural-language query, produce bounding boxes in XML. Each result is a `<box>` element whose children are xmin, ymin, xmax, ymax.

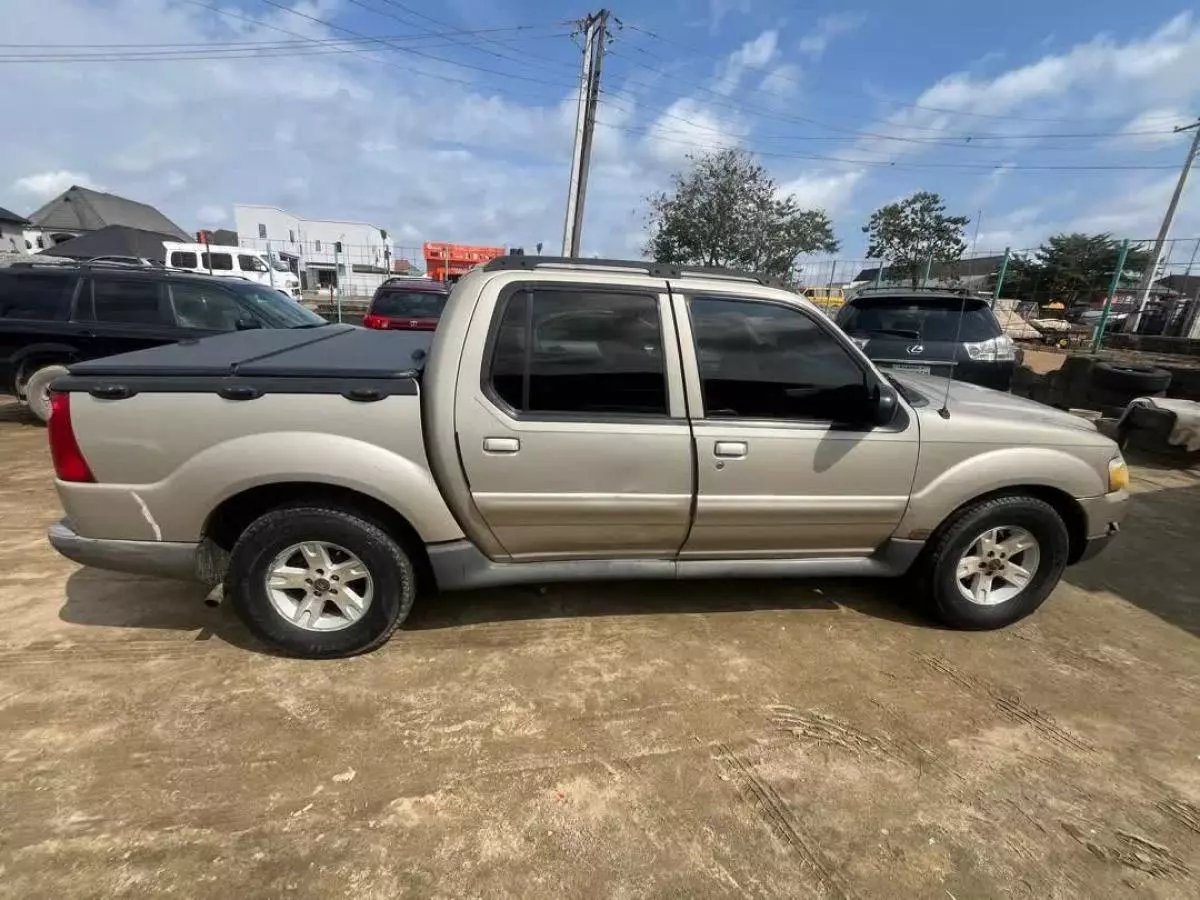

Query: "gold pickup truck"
<box><xmin>46</xmin><ymin>257</ymin><xmax>1128</xmax><ymax>658</ymax></box>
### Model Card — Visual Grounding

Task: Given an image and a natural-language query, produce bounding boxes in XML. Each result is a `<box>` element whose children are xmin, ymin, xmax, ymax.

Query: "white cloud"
<box><xmin>196</xmin><ymin>204</ymin><xmax>227</xmax><ymax>225</ymax></box>
<box><xmin>714</xmin><ymin>30</ymin><xmax>779</xmax><ymax>96</ymax></box>
<box><xmin>758</xmin><ymin>64</ymin><xmax>802</xmax><ymax>100</ymax></box>
<box><xmin>775</xmin><ymin>170</ymin><xmax>865</xmax><ymax>214</ymax></box>
<box><xmin>1110</xmin><ymin>108</ymin><xmax>1193</xmax><ymax>148</ymax></box>
<box><xmin>11</xmin><ymin>170</ymin><xmax>100</xmax><ymax>200</ymax></box>
<box><xmin>707</xmin><ymin>0</ymin><xmax>752</xmax><ymax>34</ymax></box>
<box><xmin>644</xmin><ymin>98</ymin><xmax>747</xmax><ymax>166</ymax></box>
<box><xmin>798</xmin><ymin>12</ymin><xmax>867</xmax><ymax>59</ymax></box>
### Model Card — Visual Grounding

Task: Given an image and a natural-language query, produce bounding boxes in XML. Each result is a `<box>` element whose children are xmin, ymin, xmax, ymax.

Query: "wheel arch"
<box><xmin>923</xmin><ymin>485</ymin><xmax>1088</xmax><ymax>565</ymax></box>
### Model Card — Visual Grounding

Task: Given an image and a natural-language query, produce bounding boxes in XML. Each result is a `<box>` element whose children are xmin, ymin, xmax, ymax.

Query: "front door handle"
<box><xmin>483</xmin><ymin>437</ymin><xmax>520</xmax><ymax>454</ymax></box>
<box><xmin>714</xmin><ymin>441</ymin><xmax>747</xmax><ymax>459</ymax></box>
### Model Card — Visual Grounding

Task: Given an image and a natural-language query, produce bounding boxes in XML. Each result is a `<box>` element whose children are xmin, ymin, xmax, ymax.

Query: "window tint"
<box><xmin>238</xmin><ymin>254</ymin><xmax>268</xmax><ymax>273</ymax></box>
<box><xmin>689</xmin><ymin>297</ymin><xmax>868</xmax><ymax>421</ymax></box>
<box><xmin>170</xmin><ymin>251</ymin><xmax>198</xmax><ymax>268</ymax></box>
<box><xmin>169</xmin><ymin>282</ymin><xmax>244</xmax><ymax>331</ymax></box>
<box><xmin>489</xmin><ymin>288</ymin><xmax>667</xmax><ymax>416</ymax></box>
<box><xmin>371</xmin><ymin>290</ymin><xmax>447</xmax><ymax>318</ymax></box>
<box><xmin>201</xmin><ymin>252</ymin><xmax>233</xmax><ymax>271</ymax></box>
<box><xmin>89</xmin><ymin>279</ymin><xmax>165</xmax><ymax>325</ymax></box>
<box><xmin>0</xmin><ymin>272</ymin><xmax>74</xmax><ymax>321</ymax></box>
<box><xmin>838</xmin><ymin>297</ymin><xmax>1001</xmax><ymax>342</ymax></box>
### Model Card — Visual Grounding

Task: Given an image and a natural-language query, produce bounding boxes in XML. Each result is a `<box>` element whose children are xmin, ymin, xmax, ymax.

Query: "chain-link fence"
<box><xmin>233</xmin><ymin>238</ymin><xmax>426</xmax><ymax>300</ymax></box>
<box><xmin>796</xmin><ymin>237</ymin><xmax>1200</xmax><ymax>347</ymax></box>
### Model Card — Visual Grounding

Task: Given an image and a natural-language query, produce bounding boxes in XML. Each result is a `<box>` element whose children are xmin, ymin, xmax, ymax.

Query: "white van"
<box><xmin>163</xmin><ymin>242</ymin><xmax>302</xmax><ymax>298</ymax></box>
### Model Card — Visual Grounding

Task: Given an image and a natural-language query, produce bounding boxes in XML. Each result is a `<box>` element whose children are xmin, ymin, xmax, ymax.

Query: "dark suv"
<box><xmin>835</xmin><ymin>290</ymin><xmax>1018</xmax><ymax>391</ymax></box>
<box><xmin>362</xmin><ymin>277</ymin><xmax>450</xmax><ymax>331</ymax></box>
<box><xmin>1</xmin><ymin>262</ymin><xmax>325</xmax><ymax>421</ymax></box>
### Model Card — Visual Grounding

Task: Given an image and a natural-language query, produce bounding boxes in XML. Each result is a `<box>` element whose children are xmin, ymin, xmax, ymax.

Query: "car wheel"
<box><xmin>1091</xmin><ymin>362</ymin><xmax>1172</xmax><ymax>394</ymax></box>
<box><xmin>917</xmin><ymin>495</ymin><xmax>1070</xmax><ymax>630</ymax></box>
<box><xmin>23</xmin><ymin>364</ymin><xmax>69</xmax><ymax>423</ymax></box>
<box><xmin>226</xmin><ymin>505</ymin><xmax>417</xmax><ymax>658</ymax></box>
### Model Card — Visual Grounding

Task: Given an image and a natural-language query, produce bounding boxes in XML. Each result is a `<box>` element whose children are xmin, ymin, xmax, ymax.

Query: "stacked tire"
<box><xmin>1087</xmin><ymin>362</ymin><xmax>1172</xmax><ymax>419</ymax></box>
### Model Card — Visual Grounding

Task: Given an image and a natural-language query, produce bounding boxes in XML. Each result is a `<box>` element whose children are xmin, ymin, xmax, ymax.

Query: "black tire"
<box><xmin>915</xmin><ymin>495</ymin><xmax>1070</xmax><ymax>630</ymax></box>
<box><xmin>1091</xmin><ymin>361</ymin><xmax>1171</xmax><ymax>394</ymax></box>
<box><xmin>226</xmin><ymin>505</ymin><xmax>417</xmax><ymax>658</ymax></box>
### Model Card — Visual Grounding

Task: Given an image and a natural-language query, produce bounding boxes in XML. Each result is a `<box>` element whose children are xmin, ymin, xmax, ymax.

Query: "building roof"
<box><xmin>38</xmin><ymin>225</ymin><xmax>180</xmax><ymax>262</ymax></box>
<box><xmin>1155</xmin><ymin>273</ymin><xmax>1200</xmax><ymax>297</ymax></box>
<box><xmin>0</xmin><ymin>205</ymin><xmax>30</xmax><ymax>226</ymax></box>
<box><xmin>27</xmin><ymin>185</ymin><xmax>189</xmax><ymax>240</ymax></box>
<box><xmin>852</xmin><ymin>254</ymin><xmax>1007</xmax><ymax>284</ymax></box>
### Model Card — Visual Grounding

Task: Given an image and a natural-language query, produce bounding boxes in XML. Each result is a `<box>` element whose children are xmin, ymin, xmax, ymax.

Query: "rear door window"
<box><xmin>170</xmin><ymin>251</ymin><xmax>198</xmax><ymax>268</ymax></box>
<box><xmin>201</xmin><ymin>252</ymin><xmax>233</xmax><ymax>271</ymax></box>
<box><xmin>839</xmin><ymin>297</ymin><xmax>1001</xmax><ymax>342</ymax></box>
<box><xmin>371</xmin><ymin>290</ymin><xmax>448</xmax><ymax>318</ymax></box>
<box><xmin>0</xmin><ymin>271</ymin><xmax>75</xmax><ymax>321</ymax></box>
<box><xmin>86</xmin><ymin>277</ymin><xmax>169</xmax><ymax>325</ymax></box>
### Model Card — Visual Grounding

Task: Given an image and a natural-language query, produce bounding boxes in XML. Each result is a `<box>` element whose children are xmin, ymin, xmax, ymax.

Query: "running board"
<box><xmin>426</xmin><ymin>539</ymin><xmax>924</xmax><ymax>592</ymax></box>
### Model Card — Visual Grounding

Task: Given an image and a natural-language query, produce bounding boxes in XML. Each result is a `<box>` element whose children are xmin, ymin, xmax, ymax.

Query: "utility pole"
<box><xmin>561</xmin><ymin>9</ymin><xmax>609</xmax><ymax>257</ymax></box>
<box><xmin>1131</xmin><ymin>117</ymin><xmax>1200</xmax><ymax>333</ymax></box>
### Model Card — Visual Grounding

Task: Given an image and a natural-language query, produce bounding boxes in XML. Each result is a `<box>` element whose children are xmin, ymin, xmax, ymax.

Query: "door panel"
<box><xmin>455</xmin><ymin>280</ymin><xmax>693</xmax><ymax>561</ymax></box>
<box><xmin>676</xmin><ymin>292</ymin><xmax>919</xmax><ymax>559</ymax></box>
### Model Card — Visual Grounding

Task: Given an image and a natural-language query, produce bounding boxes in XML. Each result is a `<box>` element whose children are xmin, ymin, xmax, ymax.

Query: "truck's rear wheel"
<box><xmin>917</xmin><ymin>495</ymin><xmax>1070</xmax><ymax>630</ymax></box>
<box><xmin>226</xmin><ymin>505</ymin><xmax>416</xmax><ymax>658</ymax></box>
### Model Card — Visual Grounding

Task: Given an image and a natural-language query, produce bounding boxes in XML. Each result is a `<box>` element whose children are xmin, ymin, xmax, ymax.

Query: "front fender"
<box><xmin>896</xmin><ymin>447</ymin><xmax>1106</xmax><ymax>538</ymax></box>
<box><xmin>63</xmin><ymin>431</ymin><xmax>465</xmax><ymax>544</ymax></box>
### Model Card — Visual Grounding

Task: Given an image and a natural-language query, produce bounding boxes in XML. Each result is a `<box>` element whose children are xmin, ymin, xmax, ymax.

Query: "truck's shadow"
<box><xmin>59</xmin><ymin>569</ymin><xmax>927</xmax><ymax>653</ymax></box>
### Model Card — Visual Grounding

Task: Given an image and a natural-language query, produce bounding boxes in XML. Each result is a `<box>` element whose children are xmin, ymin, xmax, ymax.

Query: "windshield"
<box><xmin>371</xmin><ymin>289</ymin><xmax>447</xmax><ymax>318</ymax></box>
<box><xmin>839</xmin><ymin>297</ymin><xmax>1000</xmax><ymax>342</ymax></box>
<box><xmin>271</xmin><ymin>258</ymin><xmax>291</xmax><ymax>272</ymax></box>
<box><xmin>234</xmin><ymin>284</ymin><xmax>326</xmax><ymax>327</ymax></box>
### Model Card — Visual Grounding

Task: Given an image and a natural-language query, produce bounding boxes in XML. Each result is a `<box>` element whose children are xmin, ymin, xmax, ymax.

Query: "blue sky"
<box><xmin>5</xmin><ymin>0</ymin><xmax>1200</xmax><ymax>273</ymax></box>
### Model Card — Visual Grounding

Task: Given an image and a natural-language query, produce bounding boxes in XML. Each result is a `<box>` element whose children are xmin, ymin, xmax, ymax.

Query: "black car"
<box><xmin>0</xmin><ymin>261</ymin><xmax>325</xmax><ymax>421</ymax></box>
<box><xmin>835</xmin><ymin>290</ymin><xmax>1018</xmax><ymax>391</ymax></box>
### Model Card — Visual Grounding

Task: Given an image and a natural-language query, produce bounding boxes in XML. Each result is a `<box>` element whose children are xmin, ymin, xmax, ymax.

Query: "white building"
<box><xmin>233</xmin><ymin>204</ymin><xmax>394</xmax><ymax>296</ymax></box>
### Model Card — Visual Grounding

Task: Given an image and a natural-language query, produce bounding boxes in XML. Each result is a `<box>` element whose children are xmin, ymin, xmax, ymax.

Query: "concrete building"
<box><xmin>233</xmin><ymin>204</ymin><xmax>394</xmax><ymax>296</ymax></box>
<box><xmin>0</xmin><ymin>207</ymin><xmax>31</xmax><ymax>254</ymax></box>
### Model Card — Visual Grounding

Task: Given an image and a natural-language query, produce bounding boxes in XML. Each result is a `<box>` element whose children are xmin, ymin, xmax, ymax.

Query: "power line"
<box><xmin>594</xmin><ymin>119</ymin><xmax>1185</xmax><ymax>171</ymax></box>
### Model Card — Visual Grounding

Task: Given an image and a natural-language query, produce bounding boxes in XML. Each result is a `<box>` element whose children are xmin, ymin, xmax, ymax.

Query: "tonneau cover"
<box><xmin>69</xmin><ymin>324</ymin><xmax>433</xmax><ymax>379</ymax></box>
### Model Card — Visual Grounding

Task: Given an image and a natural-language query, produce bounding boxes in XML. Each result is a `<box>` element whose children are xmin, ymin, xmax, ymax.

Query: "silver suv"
<box><xmin>45</xmin><ymin>257</ymin><xmax>1129</xmax><ymax>657</ymax></box>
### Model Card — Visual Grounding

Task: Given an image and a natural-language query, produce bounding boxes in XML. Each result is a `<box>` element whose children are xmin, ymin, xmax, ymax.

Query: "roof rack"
<box><xmin>483</xmin><ymin>254</ymin><xmax>784</xmax><ymax>287</ymax></box>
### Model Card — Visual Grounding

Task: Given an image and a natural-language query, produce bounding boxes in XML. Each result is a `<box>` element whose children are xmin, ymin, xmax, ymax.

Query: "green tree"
<box><xmin>862</xmin><ymin>191</ymin><xmax>970</xmax><ymax>288</ymax></box>
<box><xmin>994</xmin><ymin>234</ymin><xmax>1151</xmax><ymax>304</ymax></box>
<box><xmin>644</xmin><ymin>149</ymin><xmax>839</xmax><ymax>283</ymax></box>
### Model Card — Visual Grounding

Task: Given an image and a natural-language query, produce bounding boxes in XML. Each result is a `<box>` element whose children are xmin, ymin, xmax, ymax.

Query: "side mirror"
<box><xmin>871</xmin><ymin>384</ymin><xmax>899</xmax><ymax>426</ymax></box>
<box><xmin>235</xmin><ymin>317</ymin><xmax>261</xmax><ymax>331</ymax></box>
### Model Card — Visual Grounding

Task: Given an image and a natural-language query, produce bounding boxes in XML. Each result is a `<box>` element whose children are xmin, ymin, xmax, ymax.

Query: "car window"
<box><xmin>489</xmin><ymin>288</ymin><xmax>668</xmax><ymax>416</ymax></box>
<box><xmin>371</xmin><ymin>290</ymin><xmax>447</xmax><ymax>318</ymax></box>
<box><xmin>838</xmin><ymin>297</ymin><xmax>1001</xmax><ymax>342</ymax></box>
<box><xmin>169</xmin><ymin>282</ymin><xmax>245</xmax><ymax>331</ymax></box>
<box><xmin>238</xmin><ymin>254</ymin><xmax>268</xmax><ymax>273</ymax></box>
<box><xmin>232</xmin><ymin>284</ymin><xmax>326</xmax><ymax>328</ymax></box>
<box><xmin>170</xmin><ymin>251</ymin><xmax>198</xmax><ymax>268</ymax></box>
<box><xmin>689</xmin><ymin>296</ymin><xmax>868</xmax><ymax>421</ymax></box>
<box><xmin>201</xmin><ymin>252</ymin><xmax>233</xmax><ymax>271</ymax></box>
<box><xmin>0</xmin><ymin>272</ymin><xmax>74</xmax><ymax>321</ymax></box>
<box><xmin>87</xmin><ymin>278</ymin><xmax>167</xmax><ymax>325</ymax></box>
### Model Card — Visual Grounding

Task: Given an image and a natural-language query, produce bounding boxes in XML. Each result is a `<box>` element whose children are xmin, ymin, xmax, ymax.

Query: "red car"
<box><xmin>362</xmin><ymin>278</ymin><xmax>450</xmax><ymax>331</ymax></box>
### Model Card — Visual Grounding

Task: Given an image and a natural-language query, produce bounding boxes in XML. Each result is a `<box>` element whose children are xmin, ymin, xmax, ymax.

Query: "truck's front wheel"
<box><xmin>226</xmin><ymin>506</ymin><xmax>416</xmax><ymax>658</ymax></box>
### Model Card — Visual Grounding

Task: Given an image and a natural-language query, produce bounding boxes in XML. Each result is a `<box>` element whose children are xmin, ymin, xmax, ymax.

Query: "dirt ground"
<box><xmin>1</xmin><ymin>399</ymin><xmax>1199</xmax><ymax>899</ymax></box>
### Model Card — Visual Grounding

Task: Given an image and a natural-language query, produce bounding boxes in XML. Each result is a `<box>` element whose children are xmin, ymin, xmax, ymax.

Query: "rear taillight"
<box><xmin>48</xmin><ymin>392</ymin><xmax>95</xmax><ymax>483</ymax></box>
<box><xmin>362</xmin><ymin>314</ymin><xmax>389</xmax><ymax>329</ymax></box>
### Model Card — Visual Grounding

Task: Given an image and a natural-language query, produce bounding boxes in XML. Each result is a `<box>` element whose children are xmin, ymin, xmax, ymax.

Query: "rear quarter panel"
<box><xmin>62</xmin><ymin>391</ymin><xmax>464</xmax><ymax>544</ymax></box>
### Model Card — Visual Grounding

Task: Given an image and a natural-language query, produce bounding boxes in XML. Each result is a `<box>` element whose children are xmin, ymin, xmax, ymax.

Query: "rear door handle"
<box><xmin>483</xmin><ymin>437</ymin><xmax>520</xmax><ymax>454</ymax></box>
<box><xmin>714</xmin><ymin>441</ymin><xmax>747</xmax><ymax>459</ymax></box>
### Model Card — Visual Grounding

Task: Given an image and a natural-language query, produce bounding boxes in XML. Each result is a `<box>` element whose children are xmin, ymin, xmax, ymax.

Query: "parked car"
<box><xmin>362</xmin><ymin>277</ymin><xmax>449</xmax><ymax>330</ymax></box>
<box><xmin>163</xmin><ymin>242</ymin><xmax>302</xmax><ymax>298</ymax></box>
<box><xmin>0</xmin><ymin>261</ymin><xmax>325</xmax><ymax>421</ymax></box>
<box><xmin>46</xmin><ymin>257</ymin><xmax>1128</xmax><ymax>658</ymax></box>
<box><xmin>836</xmin><ymin>289</ymin><xmax>1018</xmax><ymax>391</ymax></box>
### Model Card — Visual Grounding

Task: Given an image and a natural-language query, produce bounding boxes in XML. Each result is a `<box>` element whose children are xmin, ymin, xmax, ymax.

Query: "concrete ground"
<box><xmin>1</xmin><ymin>399</ymin><xmax>1199</xmax><ymax>899</ymax></box>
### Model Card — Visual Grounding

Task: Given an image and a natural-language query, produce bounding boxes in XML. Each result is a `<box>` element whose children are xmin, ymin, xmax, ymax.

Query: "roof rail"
<box><xmin>852</xmin><ymin>285</ymin><xmax>979</xmax><ymax>296</ymax></box>
<box><xmin>482</xmin><ymin>254</ymin><xmax>784</xmax><ymax>287</ymax></box>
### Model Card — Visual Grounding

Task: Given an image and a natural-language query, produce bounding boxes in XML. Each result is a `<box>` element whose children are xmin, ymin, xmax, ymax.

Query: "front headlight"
<box><xmin>964</xmin><ymin>334</ymin><xmax>1016</xmax><ymax>361</ymax></box>
<box><xmin>1108</xmin><ymin>456</ymin><xmax>1129</xmax><ymax>493</ymax></box>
